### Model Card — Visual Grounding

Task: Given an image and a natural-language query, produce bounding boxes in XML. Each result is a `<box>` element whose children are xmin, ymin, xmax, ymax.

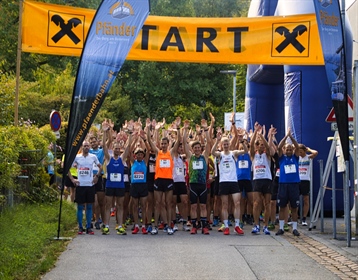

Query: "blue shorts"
<box><xmin>277</xmin><ymin>183</ymin><xmax>300</xmax><ymax>208</ymax></box>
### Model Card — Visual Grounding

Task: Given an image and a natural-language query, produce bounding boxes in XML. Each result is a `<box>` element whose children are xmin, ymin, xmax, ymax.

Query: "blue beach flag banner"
<box><xmin>63</xmin><ymin>0</ymin><xmax>150</xmax><ymax>178</ymax></box>
<box><xmin>313</xmin><ymin>0</ymin><xmax>349</xmax><ymax>160</ymax></box>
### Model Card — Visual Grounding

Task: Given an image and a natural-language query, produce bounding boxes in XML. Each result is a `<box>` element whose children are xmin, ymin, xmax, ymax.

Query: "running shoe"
<box><xmin>132</xmin><ymin>226</ymin><xmax>139</xmax><ymax>234</ymax></box>
<box><xmin>117</xmin><ymin>227</ymin><xmax>127</xmax><ymax>235</ymax></box>
<box><xmin>78</xmin><ymin>227</ymin><xmax>84</xmax><ymax>235</ymax></box>
<box><xmin>173</xmin><ymin>224</ymin><xmax>179</xmax><ymax>232</ymax></box>
<box><xmin>301</xmin><ymin>220</ymin><xmax>308</xmax><ymax>226</ymax></box>
<box><xmin>212</xmin><ymin>219</ymin><xmax>219</xmax><ymax>227</ymax></box>
<box><xmin>146</xmin><ymin>225</ymin><xmax>152</xmax><ymax>234</ymax></box>
<box><xmin>202</xmin><ymin>227</ymin><xmax>210</xmax><ymax>235</ymax></box>
<box><xmin>234</xmin><ymin>226</ymin><xmax>244</xmax><ymax>235</ymax></box>
<box><xmin>151</xmin><ymin>226</ymin><xmax>158</xmax><ymax>235</ymax></box>
<box><xmin>95</xmin><ymin>221</ymin><xmax>101</xmax><ymax>230</ymax></box>
<box><xmin>190</xmin><ymin>227</ymin><xmax>197</xmax><ymax>234</ymax></box>
<box><xmin>223</xmin><ymin>227</ymin><xmax>230</xmax><ymax>235</ymax></box>
<box><xmin>186</xmin><ymin>221</ymin><xmax>192</xmax><ymax>227</ymax></box>
<box><xmin>158</xmin><ymin>222</ymin><xmax>165</xmax><ymax>230</ymax></box>
<box><xmin>275</xmin><ymin>229</ymin><xmax>284</xmax><ymax>236</ymax></box>
<box><xmin>218</xmin><ymin>224</ymin><xmax>225</xmax><ymax>232</ymax></box>
<box><xmin>125</xmin><ymin>218</ymin><xmax>132</xmax><ymax>226</ymax></box>
<box><xmin>142</xmin><ymin>226</ymin><xmax>148</xmax><ymax>235</ymax></box>
<box><xmin>102</xmin><ymin>226</ymin><xmax>110</xmax><ymax>235</ymax></box>
<box><xmin>110</xmin><ymin>208</ymin><xmax>116</xmax><ymax>217</ymax></box>
<box><xmin>263</xmin><ymin>226</ymin><xmax>271</xmax><ymax>235</ymax></box>
<box><xmin>292</xmin><ymin>229</ymin><xmax>300</xmax><ymax>237</ymax></box>
<box><xmin>284</xmin><ymin>224</ymin><xmax>289</xmax><ymax>231</ymax></box>
<box><xmin>163</xmin><ymin>225</ymin><xmax>169</xmax><ymax>233</ymax></box>
<box><xmin>151</xmin><ymin>217</ymin><xmax>155</xmax><ymax>223</ymax></box>
<box><xmin>86</xmin><ymin>228</ymin><xmax>94</xmax><ymax>235</ymax></box>
<box><xmin>183</xmin><ymin>224</ymin><xmax>190</xmax><ymax>231</ymax></box>
<box><xmin>167</xmin><ymin>227</ymin><xmax>174</xmax><ymax>235</ymax></box>
<box><xmin>268</xmin><ymin>223</ymin><xmax>275</xmax><ymax>230</ymax></box>
<box><xmin>251</xmin><ymin>225</ymin><xmax>260</xmax><ymax>234</ymax></box>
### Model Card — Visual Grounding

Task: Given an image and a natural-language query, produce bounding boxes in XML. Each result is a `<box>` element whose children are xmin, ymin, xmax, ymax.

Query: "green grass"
<box><xmin>0</xmin><ymin>201</ymin><xmax>77</xmax><ymax>280</ymax></box>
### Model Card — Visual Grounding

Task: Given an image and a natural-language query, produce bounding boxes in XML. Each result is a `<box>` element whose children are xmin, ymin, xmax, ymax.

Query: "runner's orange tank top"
<box><xmin>155</xmin><ymin>150</ymin><xmax>173</xmax><ymax>179</ymax></box>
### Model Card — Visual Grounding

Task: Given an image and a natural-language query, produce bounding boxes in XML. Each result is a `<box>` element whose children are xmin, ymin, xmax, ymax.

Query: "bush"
<box><xmin>0</xmin><ymin>124</ymin><xmax>57</xmax><ymax>204</ymax></box>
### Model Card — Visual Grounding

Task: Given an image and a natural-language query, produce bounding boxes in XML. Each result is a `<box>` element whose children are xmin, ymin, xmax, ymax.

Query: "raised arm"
<box><xmin>147</xmin><ymin>123</ymin><xmax>159</xmax><ymax>155</ymax></box>
<box><xmin>211</xmin><ymin>131</ymin><xmax>222</xmax><ymax>158</ymax></box>
<box><xmin>182</xmin><ymin>120</ymin><xmax>192</xmax><ymax>159</ymax></box>
<box><xmin>102</xmin><ymin>119</ymin><xmax>111</xmax><ymax>163</ymax></box>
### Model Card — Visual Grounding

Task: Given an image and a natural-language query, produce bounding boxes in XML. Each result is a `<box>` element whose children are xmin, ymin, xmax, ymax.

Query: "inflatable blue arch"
<box><xmin>244</xmin><ymin>0</ymin><xmax>354</xmax><ymax>213</ymax></box>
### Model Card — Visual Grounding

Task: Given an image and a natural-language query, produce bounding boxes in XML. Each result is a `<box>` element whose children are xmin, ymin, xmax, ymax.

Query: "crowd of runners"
<box><xmin>64</xmin><ymin>113</ymin><xmax>318</xmax><ymax>236</ymax></box>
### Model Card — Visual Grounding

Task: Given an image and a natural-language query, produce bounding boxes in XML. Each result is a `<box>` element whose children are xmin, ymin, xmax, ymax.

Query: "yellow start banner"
<box><xmin>22</xmin><ymin>0</ymin><xmax>324</xmax><ymax>65</ymax></box>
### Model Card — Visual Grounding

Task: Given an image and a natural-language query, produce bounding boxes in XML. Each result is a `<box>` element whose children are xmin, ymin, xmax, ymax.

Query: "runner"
<box><xmin>68</xmin><ymin>140</ymin><xmax>102</xmax><ymax>235</ymax></box>
<box><xmin>101</xmin><ymin>120</ymin><xmax>133</xmax><ymax>235</ymax></box>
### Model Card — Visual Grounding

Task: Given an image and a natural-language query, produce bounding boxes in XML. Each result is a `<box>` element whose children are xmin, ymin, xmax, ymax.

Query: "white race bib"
<box><xmin>133</xmin><ymin>172</ymin><xmax>145</xmax><ymax>180</ymax></box>
<box><xmin>238</xmin><ymin>160</ymin><xmax>248</xmax><ymax>169</ymax></box>
<box><xmin>299</xmin><ymin>167</ymin><xmax>308</xmax><ymax>176</ymax></box>
<box><xmin>284</xmin><ymin>164</ymin><xmax>297</xmax><ymax>174</ymax></box>
<box><xmin>192</xmin><ymin>161</ymin><xmax>203</xmax><ymax>170</ymax></box>
<box><xmin>78</xmin><ymin>168</ymin><xmax>90</xmax><ymax>176</ymax></box>
<box><xmin>110</xmin><ymin>173</ymin><xmax>121</xmax><ymax>182</ymax></box>
<box><xmin>221</xmin><ymin>161</ymin><xmax>231</xmax><ymax>173</ymax></box>
<box><xmin>175</xmin><ymin>167</ymin><xmax>184</xmax><ymax>175</ymax></box>
<box><xmin>159</xmin><ymin>159</ymin><xmax>170</xmax><ymax>168</ymax></box>
<box><xmin>255</xmin><ymin>165</ymin><xmax>266</xmax><ymax>175</ymax></box>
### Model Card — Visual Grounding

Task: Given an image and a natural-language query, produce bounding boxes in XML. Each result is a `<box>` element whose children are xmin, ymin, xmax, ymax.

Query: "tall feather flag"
<box><xmin>313</xmin><ymin>0</ymin><xmax>350</xmax><ymax>161</ymax></box>
<box><xmin>57</xmin><ymin>0</ymin><xmax>150</xmax><ymax>238</ymax></box>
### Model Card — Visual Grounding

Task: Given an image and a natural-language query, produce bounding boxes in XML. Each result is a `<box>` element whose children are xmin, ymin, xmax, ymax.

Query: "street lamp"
<box><xmin>220</xmin><ymin>70</ymin><xmax>237</xmax><ymax>122</ymax></box>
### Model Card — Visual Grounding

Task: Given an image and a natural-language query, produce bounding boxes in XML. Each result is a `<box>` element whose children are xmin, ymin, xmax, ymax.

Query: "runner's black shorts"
<box><xmin>105</xmin><ymin>187</ymin><xmax>125</xmax><ymax>197</ymax></box>
<box><xmin>299</xmin><ymin>180</ymin><xmax>310</xmax><ymax>196</ymax></box>
<box><xmin>252</xmin><ymin>179</ymin><xmax>272</xmax><ymax>194</ymax></box>
<box><xmin>154</xmin><ymin>178</ymin><xmax>174</xmax><ymax>192</ymax></box>
<box><xmin>130</xmin><ymin>183</ymin><xmax>148</xmax><ymax>198</ymax></box>
<box><xmin>189</xmin><ymin>183</ymin><xmax>207</xmax><ymax>204</ymax></box>
<box><xmin>65</xmin><ymin>175</ymin><xmax>77</xmax><ymax>188</ymax></box>
<box><xmin>75</xmin><ymin>186</ymin><xmax>95</xmax><ymax>204</ymax></box>
<box><xmin>94</xmin><ymin>176</ymin><xmax>105</xmax><ymax>193</ymax></box>
<box><xmin>219</xmin><ymin>181</ymin><xmax>240</xmax><ymax>196</ymax></box>
<box><xmin>173</xmin><ymin>181</ymin><xmax>187</xmax><ymax>196</ymax></box>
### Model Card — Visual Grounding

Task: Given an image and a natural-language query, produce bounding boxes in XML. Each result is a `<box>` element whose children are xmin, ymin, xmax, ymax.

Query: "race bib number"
<box><xmin>284</xmin><ymin>164</ymin><xmax>297</xmax><ymax>174</ymax></box>
<box><xmin>175</xmin><ymin>167</ymin><xmax>184</xmax><ymax>175</ymax></box>
<box><xmin>221</xmin><ymin>161</ymin><xmax>231</xmax><ymax>173</ymax></box>
<box><xmin>238</xmin><ymin>160</ymin><xmax>248</xmax><ymax>169</ymax></box>
<box><xmin>78</xmin><ymin>168</ymin><xmax>90</xmax><ymax>176</ymax></box>
<box><xmin>133</xmin><ymin>172</ymin><xmax>145</xmax><ymax>180</ymax></box>
<box><xmin>299</xmin><ymin>167</ymin><xmax>308</xmax><ymax>176</ymax></box>
<box><xmin>192</xmin><ymin>161</ymin><xmax>203</xmax><ymax>170</ymax></box>
<box><xmin>159</xmin><ymin>159</ymin><xmax>170</xmax><ymax>168</ymax></box>
<box><xmin>110</xmin><ymin>173</ymin><xmax>121</xmax><ymax>182</ymax></box>
<box><xmin>255</xmin><ymin>165</ymin><xmax>266</xmax><ymax>175</ymax></box>
<box><xmin>149</xmin><ymin>163</ymin><xmax>155</xmax><ymax>173</ymax></box>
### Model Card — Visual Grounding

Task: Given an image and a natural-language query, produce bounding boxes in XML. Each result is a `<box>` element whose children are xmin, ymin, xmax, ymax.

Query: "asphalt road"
<box><xmin>42</xmin><ymin>223</ymin><xmax>346</xmax><ymax>280</ymax></box>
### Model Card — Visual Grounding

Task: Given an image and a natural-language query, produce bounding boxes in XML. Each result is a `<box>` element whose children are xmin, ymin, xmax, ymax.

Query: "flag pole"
<box><xmin>15</xmin><ymin>0</ymin><xmax>23</xmax><ymax>126</ymax></box>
